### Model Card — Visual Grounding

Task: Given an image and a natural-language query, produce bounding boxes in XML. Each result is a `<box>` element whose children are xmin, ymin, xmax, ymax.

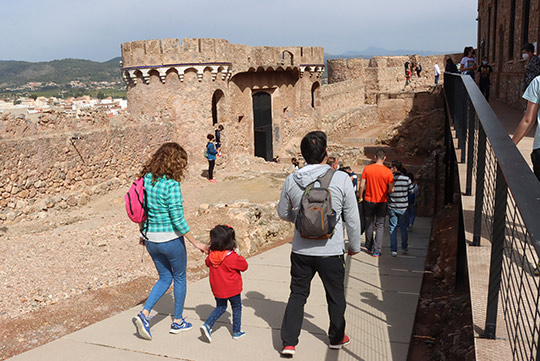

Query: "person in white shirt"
<box><xmin>434</xmin><ymin>63</ymin><xmax>441</xmax><ymax>84</ymax></box>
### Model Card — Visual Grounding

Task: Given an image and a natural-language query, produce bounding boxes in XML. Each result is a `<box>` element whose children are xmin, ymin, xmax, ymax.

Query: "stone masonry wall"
<box><xmin>121</xmin><ymin>38</ymin><xmax>324</xmax><ymax>76</ymax></box>
<box><xmin>0</xmin><ymin>112</ymin><xmax>178</xmax><ymax>223</ymax></box>
<box><xmin>327</xmin><ymin>54</ymin><xmax>462</xmax><ymax>102</ymax></box>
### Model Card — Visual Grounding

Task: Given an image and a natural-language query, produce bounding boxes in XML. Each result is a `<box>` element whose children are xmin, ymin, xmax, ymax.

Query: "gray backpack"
<box><xmin>295</xmin><ymin>169</ymin><xmax>337</xmax><ymax>239</ymax></box>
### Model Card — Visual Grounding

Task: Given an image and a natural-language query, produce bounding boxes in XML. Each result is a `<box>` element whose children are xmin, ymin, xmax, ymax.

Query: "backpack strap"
<box><xmin>308</xmin><ymin>169</ymin><xmax>335</xmax><ymax>189</ymax></box>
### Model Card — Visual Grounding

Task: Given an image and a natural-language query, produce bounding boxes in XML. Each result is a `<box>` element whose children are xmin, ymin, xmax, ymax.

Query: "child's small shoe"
<box><xmin>232</xmin><ymin>330</ymin><xmax>246</xmax><ymax>339</ymax></box>
<box><xmin>200</xmin><ymin>324</ymin><xmax>212</xmax><ymax>343</ymax></box>
<box><xmin>170</xmin><ymin>318</ymin><xmax>192</xmax><ymax>334</ymax></box>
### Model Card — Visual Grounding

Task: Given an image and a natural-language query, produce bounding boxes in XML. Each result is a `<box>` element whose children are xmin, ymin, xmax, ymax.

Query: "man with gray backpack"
<box><xmin>277</xmin><ymin>131</ymin><xmax>361</xmax><ymax>357</ymax></box>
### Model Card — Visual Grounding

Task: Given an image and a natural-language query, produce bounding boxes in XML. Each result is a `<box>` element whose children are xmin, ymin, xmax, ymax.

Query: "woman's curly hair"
<box><xmin>138</xmin><ymin>142</ymin><xmax>188</xmax><ymax>184</ymax></box>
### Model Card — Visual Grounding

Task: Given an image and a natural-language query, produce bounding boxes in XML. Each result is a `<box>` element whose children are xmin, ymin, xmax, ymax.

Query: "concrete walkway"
<box><xmin>8</xmin><ymin>218</ymin><xmax>431</xmax><ymax>361</ymax></box>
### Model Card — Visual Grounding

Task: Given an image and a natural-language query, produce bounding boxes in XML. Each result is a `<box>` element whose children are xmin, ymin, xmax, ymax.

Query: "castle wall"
<box><xmin>478</xmin><ymin>0</ymin><xmax>540</xmax><ymax>109</ymax></box>
<box><xmin>0</xmin><ymin>114</ymin><xmax>177</xmax><ymax>222</ymax></box>
<box><xmin>121</xmin><ymin>38</ymin><xmax>325</xmax><ymax>163</ymax></box>
<box><xmin>327</xmin><ymin>54</ymin><xmax>461</xmax><ymax>102</ymax></box>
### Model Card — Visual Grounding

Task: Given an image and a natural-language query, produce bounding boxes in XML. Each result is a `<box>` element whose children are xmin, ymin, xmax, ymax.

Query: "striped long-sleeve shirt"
<box><xmin>388</xmin><ymin>173</ymin><xmax>413</xmax><ymax>211</ymax></box>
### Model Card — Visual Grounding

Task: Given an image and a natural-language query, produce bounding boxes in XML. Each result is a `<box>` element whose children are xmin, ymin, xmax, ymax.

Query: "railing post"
<box><xmin>484</xmin><ymin>163</ymin><xmax>508</xmax><ymax>339</ymax></box>
<box><xmin>466</xmin><ymin>99</ymin><xmax>476</xmax><ymax>195</ymax></box>
<box><xmin>473</xmin><ymin>126</ymin><xmax>487</xmax><ymax>246</ymax></box>
<box><xmin>444</xmin><ymin>100</ymin><xmax>455</xmax><ymax>205</ymax></box>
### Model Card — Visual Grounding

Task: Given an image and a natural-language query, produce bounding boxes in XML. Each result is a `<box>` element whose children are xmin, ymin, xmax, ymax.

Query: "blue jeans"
<box><xmin>388</xmin><ymin>208</ymin><xmax>409</xmax><ymax>252</ymax></box>
<box><xmin>408</xmin><ymin>204</ymin><xmax>417</xmax><ymax>226</ymax></box>
<box><xmin>204</xmin><ymin>294</ymin><xmax>242</xmax><ymax>333</ymax></box>
<box><xmin>144</xmin><ymin>237</ymin><xmax>187</xmax><ymax>320</ymax></box>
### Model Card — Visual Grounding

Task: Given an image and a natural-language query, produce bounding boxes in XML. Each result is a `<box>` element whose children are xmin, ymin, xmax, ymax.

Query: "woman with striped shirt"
<box><xmin>132</xmin><ymin>142</ymin><xmax>209</xmax><ymax>340</ymax></box>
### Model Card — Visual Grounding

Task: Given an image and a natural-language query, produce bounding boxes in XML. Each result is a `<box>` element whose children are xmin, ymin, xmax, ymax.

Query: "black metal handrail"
<box><xmin>444</xmin><ymin>72</ymin><xmax>540</xmax><ymax>361</ymax></box>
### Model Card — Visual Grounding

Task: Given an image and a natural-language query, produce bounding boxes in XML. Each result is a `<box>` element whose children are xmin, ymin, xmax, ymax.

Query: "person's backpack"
<box><xmin>204</xmin><ymin>142</ymin><xmax>209</xmax><ymax>159</ymax></box>
<box><xmin>125</xmin><ymin>177</ymin><xmax>149</xmax><ymax>239</ymax></box>
<box><xmin>295</xmin><ymin>169</ymin><xmax>337</xmax><ymax>239</ymax></box>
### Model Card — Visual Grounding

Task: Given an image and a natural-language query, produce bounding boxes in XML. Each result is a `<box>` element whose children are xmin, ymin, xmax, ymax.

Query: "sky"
<box><xmin>1</xmin><ymin>0</ymin><xmax>478</xmax><ymax>62</ymax></box>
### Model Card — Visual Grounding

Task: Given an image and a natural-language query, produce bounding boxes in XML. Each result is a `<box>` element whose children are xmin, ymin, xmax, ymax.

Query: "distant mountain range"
<box><xmin>0</xmin><ymin>57</ymin><xmax>122</xmax><ymax>88</ymax></box>
<box><xmin>325</xmin><ymin>47</ymin><xmax>452</xmax><ymax>60</ymax></box>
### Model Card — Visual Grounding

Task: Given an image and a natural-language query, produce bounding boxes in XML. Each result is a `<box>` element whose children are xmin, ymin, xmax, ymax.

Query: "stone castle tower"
<box><xmin>121</xmin><ymin>38</ymin><xmax>324</xmax><ymax>161</ymax></box>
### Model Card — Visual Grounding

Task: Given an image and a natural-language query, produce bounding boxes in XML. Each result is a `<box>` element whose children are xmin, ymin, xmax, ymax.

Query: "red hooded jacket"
<box><xmin>205</xmin><ymin>250</ymin><xmax>248</xmax><ymax>299</ymax></box>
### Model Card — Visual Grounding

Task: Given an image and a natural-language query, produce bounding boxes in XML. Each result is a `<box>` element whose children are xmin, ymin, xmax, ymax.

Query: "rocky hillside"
<box><xmin>0</xmin><ymin>57</ymin><xmax>122</xmax><ymax>88</ymax></box>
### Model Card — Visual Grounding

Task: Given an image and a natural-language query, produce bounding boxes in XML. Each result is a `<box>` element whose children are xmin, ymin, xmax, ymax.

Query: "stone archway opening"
<box><xmin>252</xmin><ymin>91</ymin><xmax>273</xmax><ymax>161</ymax></box>
<box><xmin>311</xmin><ymin>82</ymin><xmax>320</xmax><ymax>108</ymax></box>
<box><xmin>212</xmin><ymin>89</ymin><xmax>225</xmax><ymax>126</ymax></box>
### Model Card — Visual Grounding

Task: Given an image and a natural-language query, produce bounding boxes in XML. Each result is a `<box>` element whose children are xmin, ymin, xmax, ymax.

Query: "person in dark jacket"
<box><xmin>445</xmin><ymin>58</ymin><xmax>459</xmax><ymax>73</ymax></box>
<box><xmin>206</xmin><ymin>134</ymin><xmax>220</xmax><ymax>183</ymax></box>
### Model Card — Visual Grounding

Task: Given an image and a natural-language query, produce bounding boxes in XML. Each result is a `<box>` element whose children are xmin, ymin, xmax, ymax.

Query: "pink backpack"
<box><xmin>125</xmin><ymin>178</ymin><xmax>148</xmax><ymax>224</ymax></box>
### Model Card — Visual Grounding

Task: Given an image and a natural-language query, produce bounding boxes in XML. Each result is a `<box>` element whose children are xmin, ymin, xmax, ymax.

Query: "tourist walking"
<box><xmin>132</xmin><ymin>142</ymin><xmax>209</xmax><ymax>341</ymax></box>
<box><xmin>512</xmin><ymin>75</ymin><xmax>540</xmax><ymax>181</ymax></box>
<box><xmin>434</xmin><ymin>63</ymin><xmax>441</xmax><ymax>85</ymax></box>
<box><xmin>407</xmin><ymin>172</ymin><xmax>419</xmax><ymax>230</ymax></box>
<box><xmin>215</xmin><ymin>124</ymin><xmax>224</xmax><ymax>156</ymax></box>
<box><xmin>387</xmin><ymin>160</ymin><xmax>413</xmax><ymax>257</ymax></box>
<box><xmin>327</xmin><ymin>156</ymin><xmax>340</xmax><ymax>170</ymax></box>
<box><xmin>459</xmin><ymin>47</ymin><xmax>476</xmax><ymax>78</ymax></box>
<box><xmin>277</xmin><ymin>131</ymin><xmax>361</xmax><ymax>356</ymax></box>
<box><xmin>200</xmin><ymin>225</ymin><xmax>248</xmax><ymax>343</ymax></box>
<box><xmin>445</xmin><ymin>58</ymin><xmax>459</xmax><ymax>74</ymax></box>
<box><xmin>206</xmin><ymin>134</ymin><xmax>220</xmax><ymax>183</ymax></box>
<box><xmin>358</xmin><ymin>150</ymin><xmax>395</xmax><ymax>257</ymax></box>
<box><xmin>521</xmin><ymin>43</ymin><xmax>540</xmax><ymax>92</ymax></box>
<box><xmin>415</xmin><ymin>63</ymin><xmax>422</xmax><ymax>77</ymax></box>
<box><xmin>478</xmin><ymin>56</ymin><xmax>493</xmax><ymax>101</ymax></box>
<box><xmin>291</xmin><ymin>157</ymin><xmax>300</xmax><ymax>170</ymax></box>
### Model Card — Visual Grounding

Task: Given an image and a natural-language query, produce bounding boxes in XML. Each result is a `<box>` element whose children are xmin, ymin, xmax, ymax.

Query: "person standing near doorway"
<box><xmin>206</xmin><ymin>134</ymin><xmax>220</xmax><ymax>183</ymax></box>
<box><xmin>358</xmin><ymin>150</ymin><xmax>395</xmax><ymax>257</ymax></box>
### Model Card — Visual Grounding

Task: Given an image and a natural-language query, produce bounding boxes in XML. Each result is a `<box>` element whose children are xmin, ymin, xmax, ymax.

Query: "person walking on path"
<box><xmin>478</xmin><ymin>56</ymin><xmax>493</xmax><ymax>101</ymax></box>
<box><xmin>407</xmin><ymin>172</ymin><xmax>419</xmax><ymax>230</ymax></box>
<box><xmin>206</xmin><ymin>134</ymin><xmax>220</xmax><ymax>183</ymax></box>
<box><xmin>200</xmin><ymin>225</ymin><xmax>248</xmax><ymax>343</ymax></box>
<box><xmin>387</xmin><ymin>160</ymin><xmax>413</xmax><ymax>257</ymax></box>
<box><xmin>132</xmin><ymin>142</ymin><xmax>209</xmax><ymax>341</ymax></box>
<box><xmin>512</xmin><ymin>75</ymin><xmax>540</xmax><ymax>181</ymax></box>
<box><xmin>434</xmin><ymin>63</ymin><xmax>441</xmax><ymax>85</ymax></box>
<box><xmin>521</xmin><ymin>43</ymin><xmax>540</xmax><ymax>92</ymax></box>
<box><xmin>358</xmin><ymin>150</ymin><xmax>394</xmax><ymax>257</ymax></box>
<box><xmin>277</xmin><ymin>131</ymin><xmax>361</xmax><ymax>356</ymax></box>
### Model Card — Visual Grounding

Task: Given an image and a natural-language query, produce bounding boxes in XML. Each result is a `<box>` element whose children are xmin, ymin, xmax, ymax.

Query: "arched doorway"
<box><xmin>212</xmin><ymin>90</ymin><xmax>224</xmax><ymax>125</ymax></box>
<box><xmin>252</xmin><ymin>92</ymin><xmax>273</xmax><ymax>161</ymax></box>
<box><xmin>311</xmin><ymin>82</ymin><xmax>320</xmax><ymax>108</ymax></box>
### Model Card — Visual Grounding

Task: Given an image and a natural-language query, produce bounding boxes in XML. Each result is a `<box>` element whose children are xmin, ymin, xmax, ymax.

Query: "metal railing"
<box><xmin>444</xmin><ymin>73</ymin><xmax>540</xmax><ymax>361</ymax></box>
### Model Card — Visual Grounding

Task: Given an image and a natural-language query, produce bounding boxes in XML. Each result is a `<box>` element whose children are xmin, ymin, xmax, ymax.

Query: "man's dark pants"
<box><xmin>281</xmin><ymin>252</ymin><xmax>346</xmax><ymax>347</ymax></box>
<box><xmin>532</xmin><ymin>148</ymin><xmax>540</xmax><ymax>181</ymax></box>
<box><xmin>364</xmin><ymin>201</ymin><xmax>387</xmax><ymax>253</ymax></box>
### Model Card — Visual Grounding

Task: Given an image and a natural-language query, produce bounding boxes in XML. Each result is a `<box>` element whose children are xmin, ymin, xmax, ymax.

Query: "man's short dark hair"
<box><xmin>391</xmin><ymin>160</ymin><xmax>403</xmax><ymax>172</ymax></box>
<box><xmin>521</xmin><ymin>43</ymin><xmax>535</xmax><ymax>53</ymax></box>
<box><xmin>301</xmin><ymin>131</ymin><xmax>327</xmax><ymax>164</ymax></box>
<box><xmin>375</xmin><ymin>149</ymin><xmax>386</xmax><ymax>160</ymax></box>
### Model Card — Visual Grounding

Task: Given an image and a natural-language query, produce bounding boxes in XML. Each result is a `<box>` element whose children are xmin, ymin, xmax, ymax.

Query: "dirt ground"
<box><xmin>0</xmin><ymin>166</ymin><xmax>288</xmax><ymax>360</ymax></box>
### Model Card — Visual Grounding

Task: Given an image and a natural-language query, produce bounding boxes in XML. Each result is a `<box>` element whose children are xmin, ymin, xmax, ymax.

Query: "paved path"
<box><xmin>8</xmin><ymin>218</ymin><xmax>431</xmax><ymax>361</ymax></box>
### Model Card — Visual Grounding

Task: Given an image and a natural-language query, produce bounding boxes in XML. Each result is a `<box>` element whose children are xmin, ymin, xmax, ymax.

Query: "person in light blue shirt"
<box><xmin>513</xmin><ymin>75</ymin><xmax>540</xmax><ymax>181</ymax></box>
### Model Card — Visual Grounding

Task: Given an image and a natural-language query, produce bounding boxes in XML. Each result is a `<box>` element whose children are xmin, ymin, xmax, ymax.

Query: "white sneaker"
<box><xmin>391</xmin><ymin>251</ymin><xmax>397</xmax><ymax>257</ymax></box>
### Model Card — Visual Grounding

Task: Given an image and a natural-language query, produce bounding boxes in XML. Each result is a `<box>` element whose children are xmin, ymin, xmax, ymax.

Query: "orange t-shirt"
<box><xmin>361</xmin><ymin>163</ymin><xmax>394</xmax><ymax>203</ymax></box>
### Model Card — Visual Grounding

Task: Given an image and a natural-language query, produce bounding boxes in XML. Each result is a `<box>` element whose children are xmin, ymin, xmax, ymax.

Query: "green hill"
<box><xmin>0</xmin><ymin>57</ymin><xmax>122</xmax><ymax>88</ymax></box>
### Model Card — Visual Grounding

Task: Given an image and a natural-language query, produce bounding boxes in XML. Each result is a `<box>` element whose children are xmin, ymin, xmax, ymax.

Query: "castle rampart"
<box><xmin>121</xmin><ymin>38</ymin><xmax>325</xmax><ymax>164</ymax></box>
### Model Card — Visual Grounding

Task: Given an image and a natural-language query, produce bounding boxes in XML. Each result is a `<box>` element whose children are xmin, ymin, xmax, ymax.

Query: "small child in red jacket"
<box><xmin>200</xmin><ymin>225</ymin><xmax>248</xmax><ymax>343</ymax></box>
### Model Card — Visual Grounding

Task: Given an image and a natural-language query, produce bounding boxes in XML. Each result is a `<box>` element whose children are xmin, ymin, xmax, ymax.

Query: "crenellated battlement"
<box><xmin>120</xmin><ymin>38</ymin><xmax>325</xmax><ymax>84</ymax></box>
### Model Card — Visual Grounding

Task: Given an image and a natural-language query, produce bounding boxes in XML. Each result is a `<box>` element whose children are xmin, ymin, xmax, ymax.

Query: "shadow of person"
<box><xmin>192</xmin><ymin>303</ymin><xmax>232</xmax><ymax>342</ymax></box>
<box><xmin>243</xmin><ymin>290</ymin><xmax>329</xmax><ymax>354</ymax></box>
